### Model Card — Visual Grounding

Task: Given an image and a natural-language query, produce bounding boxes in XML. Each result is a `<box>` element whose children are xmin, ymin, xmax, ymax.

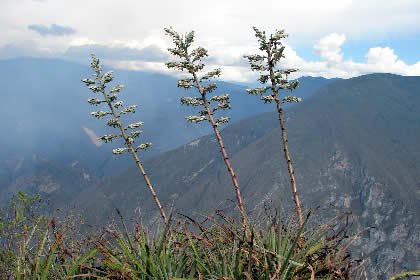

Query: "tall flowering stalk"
<box><xmin>81</xmin><ymin>54</ymin><xmax>167</xmax><ymax>224</ymax></box>
<box><xmin>244</xmin><ymin>27</ymin><xmax>303</xmax><ymax>227</ymax></box>
<box><xmin>164</xmin><ymin>27</ymin><xmax>247</xmax><ymax>226</ymax></box>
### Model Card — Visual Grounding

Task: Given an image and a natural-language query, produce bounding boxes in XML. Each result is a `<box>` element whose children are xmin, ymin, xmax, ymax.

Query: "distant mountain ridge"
<box><xmin>5</xmin><ymin>57</ymin><xmax>419</xmax><ymax>277</ymax></box>
<box><xmin>0</xmin><ymin>57</ymin><xmax>332</xmax><ymax>179</ymax></box>
<box><xmin>0</xmin><ymin>57</ymin><xmax>334</xmax><ymax>207</ymax></box>
<box><xmin>74</xmin><ymin>73</ymin><xmax>419</xmax><ymax>279</ymax></box>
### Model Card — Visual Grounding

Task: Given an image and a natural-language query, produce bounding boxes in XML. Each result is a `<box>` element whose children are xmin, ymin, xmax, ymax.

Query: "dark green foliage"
<box><xmin>82</xmin><ymin>54</ymin><xmax>167</xmax><ymax>223</ymax></box>
<box><xmin>91</xmin><ymin>210</ymin><xmax>358</xmax><ymax>279</ymax></box>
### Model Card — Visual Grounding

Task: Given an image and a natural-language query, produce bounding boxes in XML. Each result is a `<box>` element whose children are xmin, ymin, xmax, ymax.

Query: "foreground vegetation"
<box><xmin>1</xmin><ymin>192</ymin><xmax>419</xmax><ymax>279</ymax></box>
<box><xmin>0</xmin><ymin>192</ymin><xmax>363</xmax><ymax>279</ymax></box>
<box><xmin>1</xmin><ymin>27</ymin><xmax>419</xmax><ymax>279</ymax></box>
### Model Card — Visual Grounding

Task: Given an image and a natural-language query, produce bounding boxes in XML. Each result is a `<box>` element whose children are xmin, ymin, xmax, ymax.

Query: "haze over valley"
<box><xmin>1</xmin><ymin>0</ymin><xmax>420</xmax><ymax>278</ymax></box>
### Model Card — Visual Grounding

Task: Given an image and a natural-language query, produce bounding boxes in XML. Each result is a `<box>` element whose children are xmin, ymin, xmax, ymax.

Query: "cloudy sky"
<box><xmin>1</xmin><ymin>0</ymin><xmax>420</xmax><ymax>82</ymax></box>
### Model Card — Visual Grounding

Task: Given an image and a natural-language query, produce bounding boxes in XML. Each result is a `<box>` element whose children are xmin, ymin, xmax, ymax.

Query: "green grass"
<box><xmin>87</xmin><ymin>209</ymin><xmax>359</xmax><ymax>279</ymax></box>
<box><xmin>0</xmin><ymin>193</ymin><xmax>361</xmax><ymax>279</ymax></box>
<box><xmin>3</xmin><ymin>191</ymin><xmax>420</xmax><ymax>279</ymax></box>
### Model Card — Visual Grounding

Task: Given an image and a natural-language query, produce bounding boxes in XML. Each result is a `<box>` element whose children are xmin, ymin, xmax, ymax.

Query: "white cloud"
<box><xmin>69</xmin><ymin>38</ymin><xmax>97</xmax><ymax>47</ymax></box>
<box><xmin>363</xmin><ymin>47</ymin><xmax>420</xmax><ymax>75</ymax></box>
<box><xmin>196</xmin><ymin>34</ymin><xmax>420</xmax><ymax>81</ymax></box>
<box><xmin>107</xmin><ymin>59</ymin><xmax>170</xmax><ymax>74</ymax></box>
<box><xmin>366</xmin><ymin>47</ymin><xmax>399</xmax><ymax>66</ymax></box>
<box><xmin>104</xmin><ymin>38</ymin><xmax>420</xmax><ymax>82</ymax></box>
<box><xmin>313</xmin><ymin>33</ymin><xmax>346</xmax><ymax>65</ymax></box>
<box><xmin>1</xmin><ymin>0</ymin><xmax>420</xmax><ymax>81</ymax></box>
<box><xmin>1</xmin><ymin>0</ymin><xmax>419</xmax><ymax>47</ymax></box>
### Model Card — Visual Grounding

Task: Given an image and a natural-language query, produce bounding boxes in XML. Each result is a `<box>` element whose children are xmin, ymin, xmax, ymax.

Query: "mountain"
<box><xmin>75</xmin><ymin>73</ymin><xmax>420</xmax><ymax>278</ymax></box>
<box><xmin>0</xmin><ymin>57</ymin><xmax>332</xmax><ymax>199</ymax></box>
<box><xmin>0</xmin><ymin>57</ymin><xmax>332</xmax><ymax>206</ymax></box>
<box><xmin>0</xmin><ymin>153</ymin><xmax>93</xmax><ymax>211</ymax></box>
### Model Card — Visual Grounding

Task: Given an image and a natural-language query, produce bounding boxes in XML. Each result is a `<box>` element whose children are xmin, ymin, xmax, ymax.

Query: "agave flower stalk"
<box><xmin>244</xmin><ymin>27</ymin><xmax>303</xmax><ymax>227</ymax></box>
<box><xmin>82</xmin><ymin>54</ymin><xmax>167</xmax><ymax>224</ymax></box>
<box><xmin>164</xmin><ymin>27</ymin><xmax>247</xmax><ymax>226</ymax></box>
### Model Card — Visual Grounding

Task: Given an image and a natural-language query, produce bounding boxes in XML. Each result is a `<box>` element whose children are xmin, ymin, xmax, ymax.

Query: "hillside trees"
<box><xmin>244</xmin><ymin>27</ymin><xmax>304</xmax><ymax>227</ymax></box>
<box><xmin>82</xmin><ymin>55</ymin><xmax>167</xmax><ymax>224</ymax></box>
<box><xmin>164</xmin><ymin>27</ymin><xmax>247</xmax><ymax>226</ymax></box>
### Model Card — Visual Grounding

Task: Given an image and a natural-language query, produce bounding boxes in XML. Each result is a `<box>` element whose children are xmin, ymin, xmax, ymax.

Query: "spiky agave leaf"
<box><xmin>184</xmin><ymin>30</ymin><xmax>195</xmax><ymax>47</ymax></box>
<box><xmin>200</xmin><ymin>68</ymin><xmax>221</xmax><ymax>81</ymax></box>
<box><xmin>246</xmin><ymin>87</ymin><xmax>270</xmax><ymax>95</ymax></box>
<box><xmin>177</xmin><ymin>78</ymin><xmax>195</xmax><ymax>89</ymax></box>
<box><xmin>129</xmin><ymin>130</ymin><xmax>142</xmax><ymax>139</ymax></box>
<box><xmin>166</xmin><ymin>61</ymin><xmax>189</xmax><ymax>71</ymax></box>
<box><xmin>212</xmin><ymin>103</ymin><xmax>231</xmax><ymax>112</ymax></box>
<box><xmin>99</xmin><ymin>134</ymin><xmax>120</xmax><ymax>143</ymax></box>
<box><xmin>243</xmin><ymin>54</ymin><xmax>266</xmax><ymax>62</ymax></box>
<box><xmin>91</xmin><ymin>111</ymin><xmax>110</xmax><ymax>118</ymax></box>
<box><xmin>136</xmin><ymin>143</ymin><xmax>152</xmax><ymax>151</ymax></box>
<box><xmin>210</xmin><ymin>94</ymin><xmax>230</xmax><ymax>102</ymax></box>
<box><xmin>110</xmin><ymin>84</ymin><xmax>125</xmax><ymax>93</ymax></box>
<box><xmin>257</xmin><ymin>74</ymin><xmax>270</xmax><ymax>84</ymax></box>
<box><xmin>185</xmin><ymin>115</ymin><xmax>207</xmax><ymax>123</ymax></box>
<box><xmin>107</xmin><ymin>94</ymin><xmax>118</xmax><ymax>102</ymax></box>
<box><xmin>261</xmin><ymin>95</ymin><xmax>275</xmax><ymax>103</ymax></box>
<box><xmin>90</xmin><ymin>54</ymin><xmax>101</xmax><ymax>71</ymax></box>
<box><xmin>112</xmin><ymin>148</ymin><xmax>128</xmax><ymax>155</ymax></box>
<box><xmin>180</xmin><ymin>97</ymin><xmax>203</xmax><ymax>106</ymax></box>
<box><xmin>87</xmin><ymin>85</ymin><xmax>101</xmax><ymax>93</ymax></box>
<box><xmin>113</xmin><ymin>100</ymin><xmax>123</xmax><ymax>108</ymax></box>
<box><xmin>119</xmin><ymin>105</ymin><xmax>137</xmax><ymax>115</ymax></box>
<box><xmin>278</xmin><ymin>80</ymin><xmax>299</xmax><ymax>91</ymax></box>
<box><xmin>215</xmin><ymin>117</ymin><xmax>230</xmax><ymax>126</ymax></box>
<box><xmin>202</xmin><ymin>83</ymin><xmax>217</xmax><ymax>94</ymax></box>
<box><xmin>282</xmin><ymin>96</ymin><xmax>302</xmax><ymax>103</ymax></box>
<box><xmin>102</xmin><ymin>70</ymin><xmax>114</xmax><ymax>84</ymax></box>
<box><xmin>107</xmin><ymin>119</ymin><xmax>119</xmax><ymax>128</ymax></box>
<box><xmin>87</xmin><ymin>98</ymin><xmax>104</xmax><ymax>105</ymax></box>
<box><xmin>81</xmin><ymin>78</ymin><xmax>95</xmax><ymax>85</ymax></box>
<box><xmin>126</xmin><ymin>121</ymin><xmax>144</xmax><ymax>129</ymax></box>
<box><xmin>274</xmin><ymin>69</ymin><xmax>298</xmax><ymax>76</ymax></box>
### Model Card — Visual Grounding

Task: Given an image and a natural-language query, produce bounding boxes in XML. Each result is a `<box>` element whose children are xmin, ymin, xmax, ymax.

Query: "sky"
<box><xmin>1</xmin><ymin>0</ymin><xmax>420</xmax><ymax>82</ymax></box>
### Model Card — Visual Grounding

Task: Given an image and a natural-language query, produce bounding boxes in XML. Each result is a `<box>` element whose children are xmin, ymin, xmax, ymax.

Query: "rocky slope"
<box><xmin>76</xmin><ymin>73</ymin><xmax>420</xmax><ymax>278</ymax></box>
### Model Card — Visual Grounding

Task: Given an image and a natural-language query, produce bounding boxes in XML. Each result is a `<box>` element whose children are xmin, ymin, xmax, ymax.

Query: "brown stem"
<box><xmin>267</xmin><ymin>44</ymin><xmax>303</xmax><ymax>227</ymax></box>
<box><xmin>205</xmin><ymin>102</ymin><xmax>247</xmax><ymax>225</ymax></box>
<box><xmin>126</xmin><ymin>145</ymin><xmax>167</xmax><ymax>224</ymax></box>
<box><xmin>274</xmin><ymin>97</ymin><xmax>303</xmax><ymax>227</ymax></box>
<box><xmin>101</xmin><ymin>87</ymin><xmax>167</xmax><ymax>224</ymax></box>
<box><xmin>189</xmin><ymin>67</ymin><xmax>247</xmax><ymax>226</ymax></box>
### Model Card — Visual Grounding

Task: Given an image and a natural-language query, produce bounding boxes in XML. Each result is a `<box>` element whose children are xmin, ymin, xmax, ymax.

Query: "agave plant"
<box><xmin>82</xmin><ymin>54</ymin><xmax>167</xmax><ymax>224</ymax></box>
<box><xmin>176</xmin><ymin>209</ymin><xmax>359</xmax><ymax>280</ymax></box>
<box><xmin>94</xmin><ymin>216</ymin><xmax>192</xmax><ymax>280</ymax></box>
<box><xmin>164</xmin><ymin>27</ymin><xmax>246</xmax><ymax>227</ymax></box>
<box><xmin>244</xmin><ymin>27</ymin><xmax>303</xmax><ymax>227</ymax></box>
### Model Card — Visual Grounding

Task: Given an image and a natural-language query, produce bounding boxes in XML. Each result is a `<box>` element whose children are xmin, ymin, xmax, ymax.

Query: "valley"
<box><xmin>0</xmin><ymin>58</ymin><xmax>419</xmax><ymax>278</ymax></box>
